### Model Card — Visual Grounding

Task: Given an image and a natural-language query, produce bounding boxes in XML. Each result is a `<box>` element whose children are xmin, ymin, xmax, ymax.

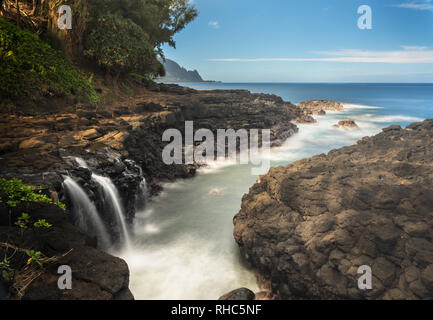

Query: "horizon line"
<box><xmin>177</xmin><ymin>81</ymin><xmax>433</xmax><ymax>84</ymax></box>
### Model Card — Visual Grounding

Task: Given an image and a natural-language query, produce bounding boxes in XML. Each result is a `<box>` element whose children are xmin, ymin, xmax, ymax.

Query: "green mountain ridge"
<box><xmin>158</xmin><ymin>58</ymin><xmax>217</xmax><ymax>83</ymax></box>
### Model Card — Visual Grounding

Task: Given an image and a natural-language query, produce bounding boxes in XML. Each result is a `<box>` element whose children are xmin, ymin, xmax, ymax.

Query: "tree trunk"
<box><xmin>15</xmin><ymin>0</ymin><xmax>20</xmax><ymax>26</ymax></box>
<box><xmin>30</xmin><ymin>0</ymin><xmax>37</xmax><ymax>15</ymax></box>
<box><xmin>114</xmin><ymin>71</ymin><xmax>121</xmax><ymax>91</ymax></box>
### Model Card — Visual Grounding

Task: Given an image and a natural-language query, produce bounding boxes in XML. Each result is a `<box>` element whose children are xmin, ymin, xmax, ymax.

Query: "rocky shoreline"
<box><xmin>233</xmin><ymin>119</ymin><xmax>433</xmax><ymax>299</ymax></box>
<box><xmin>0</xmin><ymin>83</ymin><xmax>312</xmax><ymax>299</ymax></box>
<box><xmin>298</xmin><ymin>100</ymin><xmax>345</xmax><ymax>115</ymax></box>
<box><xmin>7</xmin><ymin>83</ymin><xmax>430</xmax><ymax>300</ymax></box>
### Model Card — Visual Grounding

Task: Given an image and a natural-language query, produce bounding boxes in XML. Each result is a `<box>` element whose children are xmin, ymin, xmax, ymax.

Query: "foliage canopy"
<box><xmin>0</xmin><ymin>17</ymin><xmax>98</xmax><ymax>101</ymax></box>
<box><xmin>85</xmin><ymin>0</ymin><xmax>197</xmax><ymax>76</ymax></box>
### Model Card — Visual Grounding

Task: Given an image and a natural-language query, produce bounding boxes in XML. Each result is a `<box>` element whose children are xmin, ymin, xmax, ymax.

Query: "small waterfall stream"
<box><xmin>135</xmin><ymin>178</ymin><xmax>148</xmax><ymax>212</ymax></box>
<box><xmin>62</xmin><ymin>176</ymin><xmax>111</xmax><ymax>248</ymax></box>
<box><xmin>62</xmin><ymin>157</ymin><xmax>134</xmax><ymax>249</ymax></box>
<box><xmin>92</xmin><ymin>174</ymin><xmax>132</xmax><ymax>249</ymax></box>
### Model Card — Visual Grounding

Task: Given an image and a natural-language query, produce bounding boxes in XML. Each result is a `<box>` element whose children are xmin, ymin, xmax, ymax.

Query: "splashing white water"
<box><xmin>70</xmin><ymin>157</ymin><xmax>133</xmax><ymax>249</ymax></box>
<box><xmin>343</xmin><ymin>103</ymin><xmax>384</xmax><ymax>109</ymax></box>
<box><xmin>208</xmin><ymin>187</ymin><xmax>226</xmax><ymax>197</ymax></box>
<box><xmin>356</xmin><ymin>113</ymin><xmax>424</xmax><ymax>123</ymax></box>
<box><xmin>62</xmin><ymin>176</ymin><xmax>111</xmax><ymax>248</ymax></box>
<box><xmin>74</xmin><ymin>157</ymin><xmax>89</xmax><ymax>169</ymax></box>
<box><xmin>118</xmin><ymin>233</ymin><xmax>259</xmax><ymax>300</ymax></box>
<box><xmin>117</xmin><ymin>107</ymin><xmax>392</xmax><ymax>300</ymax></box>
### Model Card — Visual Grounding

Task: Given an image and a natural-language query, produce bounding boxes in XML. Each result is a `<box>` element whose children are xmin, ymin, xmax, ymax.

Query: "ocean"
<box><xmin>116</xmin><ymin>83</ymin><xmax>433</xmax><ymax>299</ymax></box>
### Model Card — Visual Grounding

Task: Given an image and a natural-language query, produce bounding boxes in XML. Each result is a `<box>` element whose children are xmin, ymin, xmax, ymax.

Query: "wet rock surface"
<box><xmin>234</xmin><ymin>119</ymin><xmax>433</xmax><ymax>299</ymax></box>
<box><xmin>219</xmin><ymin>288</ymin><xmax>255</xmax><ymax>300</ymax></box>
<box><xmin>333</xmin><ymin>120</ymin><xmax>359</xmax><ymax>129</ymax></box>
<box><xmin>298</xmin><ymin>100</ymin><xmax>344</xmax><ymax>115</ymax></box>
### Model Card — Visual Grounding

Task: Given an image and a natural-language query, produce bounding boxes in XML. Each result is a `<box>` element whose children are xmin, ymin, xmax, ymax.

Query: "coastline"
<box><xmin>0</xmin><ymin>83</ymin><xmax>312</xmax><ymax>299</ymax></box>
<box><xmin>1</xmin><ymin>82</ymin><xmax>431</xmax><ymax>300</ymax></box>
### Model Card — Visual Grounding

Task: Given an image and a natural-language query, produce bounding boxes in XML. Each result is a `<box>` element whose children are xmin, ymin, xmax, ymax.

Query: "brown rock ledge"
<box><xmin>298</xmin><ymin>100</ymin><xmax>345</xmax><ymax>115</ymax></box>
<box><xmin>333</xmin><ymin>120</ymin><xmax>359</xmax><ymax>129</ymax></box>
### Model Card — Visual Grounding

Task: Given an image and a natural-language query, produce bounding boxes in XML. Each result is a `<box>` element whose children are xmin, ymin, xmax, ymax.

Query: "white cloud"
<box><xmin>401</xmin><ymin>46</ymin><xmax>428</xmax><ymax>50</ymax></box>
<box><xmin>392</xmin><ymin>0</ymin><xmax>433</xmax><ymax>11</ymax></box>
<box><xmin>208</xmin><ymin>21</ymin><xmax>220</xmax><ymax>29</ymax></box>
<box><xmin>208</xmin><ymin>46</ymin><xmax>433</xmax><ymax>64</ymax></box>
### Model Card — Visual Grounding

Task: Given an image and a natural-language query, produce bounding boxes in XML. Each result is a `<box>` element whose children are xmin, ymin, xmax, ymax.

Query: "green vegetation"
<box><xmin>84</xmin><ymin>12</ymin><xmax>162</xmax><ymax>77</ymax></box>
<box><xmin>0</xmin><ymin>0</ymin><xmax>197</xmax><ymax>106</ymax></box>
<box><xmin>85</xmin><ymin>0</ymin><xmax>197</xmax><ymax>77</ymax></box>
<box><xmin>0</xmin><ymin>178</ymin><xmax>65</xmax><ymax>210</ymax></box>
<box><xmin>14</xmin><ymin>214</ymin><xmax>52</xmax><ymax>230</ymax></box>
<box><xmin>25</xmin><ymin>250</ymin><xmax>43</xmax><ymax>267</ymax></box>
<box><xmin>0</xmin><ymin>16</ymin><xmax>98</xmax><ymax>102</ymax></box>
<box><xmin>0</xmin><ymin>258</ymin><xmax>13</xmax><ymax>282</ymax></box>
<box><xmin>33</xmin><ymin>219</ymin><xmax>52</xmax><ymax>228</ymax></box>
<box><xmin>14</xmin><ymin>213</ymin><xmax>30</xmax><ymax>229</ymax></box>
<box><xmin>54</xmin><ymin>201</ymin><xmax>66</xmax><ymax>211</ymax></box>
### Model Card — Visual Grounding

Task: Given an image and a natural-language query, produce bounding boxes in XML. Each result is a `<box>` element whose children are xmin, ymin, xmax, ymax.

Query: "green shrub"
<box><xmin>84</xmin><ymin>12</ymin><xmax>163</xmax><ymax>78</ymax></box>
<box><xmin>0</xmin><ymin>258</ymin><xmax>13</xmax><ymax>282</ymax></box>
<box><xmin>33</xmin><ymin>219</ymin><xmax>52</xmax><ymax>229</ymax></box>
<box><xmin>0</xmin><ymin>178</ymin><xmax>65</xmax><ymax>210</ymax></box>
<box><xmin>0</xmin><ymin>17</ymin><xmax>98</xmax><ymax>102</ymax></box>
<box><xmin>25</xmin><ymin>250</ymin><xmax>43</xmax><ymax>267</ymax></box>
<box><xmin>15</xmin><ymin>213</ymin><xmax>30</xmax><ymax>229</ymax></box>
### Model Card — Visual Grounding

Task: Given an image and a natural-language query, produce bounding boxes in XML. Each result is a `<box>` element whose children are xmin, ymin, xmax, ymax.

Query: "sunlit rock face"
<box><xmin>234</xmin><ymin>119</ymin><xmax>433</xmax><ymax>300</ymax></box>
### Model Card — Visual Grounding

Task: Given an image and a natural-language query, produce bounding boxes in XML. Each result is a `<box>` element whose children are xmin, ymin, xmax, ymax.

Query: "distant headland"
<box><xmin>157</xmin><ymin>58</ymin><xmax>220</xmax><ymax>83</ymax></box>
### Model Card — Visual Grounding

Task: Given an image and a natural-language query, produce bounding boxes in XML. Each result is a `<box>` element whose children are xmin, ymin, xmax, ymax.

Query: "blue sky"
<box><xmin>162</xmin><ymin>0</ymin><xmax>433</xmax><ymax>82</ymax></box>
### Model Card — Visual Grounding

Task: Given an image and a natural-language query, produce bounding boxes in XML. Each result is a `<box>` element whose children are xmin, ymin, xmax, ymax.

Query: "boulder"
<box><xmin>234</xmin><ymin>119</ymin><xmax>433</xmax><ymax>300</ymax></box>
<box><xmin>298</xmin><ymin>100</ymin><xmax>344</xmax><ymax>113</ymax></box>
<box><xmin>333</xmin><ymin>120</ymin><xmax>359</xmax><ymax>129</ymax></box>
<box><xmin>219</xmin><ymin>288</ymin><xmax>255</xmax><ymax>300</ymax></box>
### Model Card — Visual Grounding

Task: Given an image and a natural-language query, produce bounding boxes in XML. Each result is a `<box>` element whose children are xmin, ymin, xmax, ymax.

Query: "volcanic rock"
<box><xmin>333</xmin><ymin>120</ymin><xmax>359</xmax><ymax>129</ymax></box>
<box><xmin>219</xmin><ymin>288</ymin><xmax>255</xmax><ymax>300</ymax></box>
<box><xmin>298</xmin><ymin>100</ymin><xmax>344</xmax><ymax>115</ymax></box>
<box><xmin>234</xmin><ymin>119</ymin><xmax>433</xmax><ymax>300</ymax></box>
<box><xmin>0</xmin><ymin>202</ymin><xmax>133</xmax><ymax>300</ymax></box>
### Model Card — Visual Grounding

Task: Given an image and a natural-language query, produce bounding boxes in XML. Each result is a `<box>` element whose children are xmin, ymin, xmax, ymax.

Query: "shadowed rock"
<box><xmin>0</xmin><ymin>202</ymin><xmax>133</xmax><ymax>300</ymax></box>
<box><xmin>219</xmin><ymin>288</ymin><xmax>255</xmax><ymax>300</ymax></box>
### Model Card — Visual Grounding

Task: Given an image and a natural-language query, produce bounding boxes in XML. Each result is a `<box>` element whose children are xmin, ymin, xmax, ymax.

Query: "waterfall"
<box><xmin>74</xmin><ymin>157</ymin><xmax>89</xmax><ymax>169</ymax></box>
<box><xmin>62</xmin><ymin>176</ymin><xmax>111</xmax><ymax>248</ymax></box>
<box><xmin>135</xmin><ymin>178</ymin><xmax>148</xmax><ymax>212</ymax></box>
<box><xmin>92</xmin><ymin>174</ymin><xmax>132</xmax><ymax>249</ymax></box>
<box><xmin>65</xmin><ymin>157</ymin><xmax>135</xmax><ymax>249</ymax></box>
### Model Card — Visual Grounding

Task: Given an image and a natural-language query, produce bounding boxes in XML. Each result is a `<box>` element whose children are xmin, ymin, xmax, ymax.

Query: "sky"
<box><xmin>161</xmin><ymin>0</ymin><xmax>433</xmax><ymax>82</ymax></box>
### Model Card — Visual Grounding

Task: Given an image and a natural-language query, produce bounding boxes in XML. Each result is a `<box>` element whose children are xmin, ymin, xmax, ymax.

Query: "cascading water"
<box><xmin>74</xmin><ymin>157</ymin><xmax>89</xmax><ymax>169</ymax></box>
<box><xmin>65</xmin><ymin>157</ymin><xmax>133</xmax><ymax>249</ymax></box>
<box><xmin>92</xmin><ymin>174</ymin><xmax>132</xmax><ymax>249</ymax></box>
<box><xmin>62</xmin><ymin>176</ymin><xmax>111</xmax><ymax>248</ymax></box>
<box><xmin>135</xmin><ymin>178</ymin><xmax>148</xmax><ymax>212</ymax></box>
